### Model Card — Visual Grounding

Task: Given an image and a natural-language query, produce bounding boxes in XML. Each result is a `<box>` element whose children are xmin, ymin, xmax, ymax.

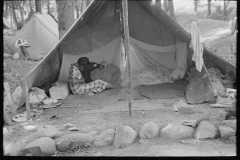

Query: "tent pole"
<box><xmin>4</xmin><ymin>81</ymin><xmax>18</xmax><ymax>116</ymax></box>
<box><xmin>122</xmin><ymin>0</ymin><xmax>132</xmax><ymax>116</ymax></box>
<box><xmin>20</xmin><ymin>46</ymin><xmax>31</xmax><ymax>120</ymax></box>
<box><xmin>202</xmin><ymin>62</ymin><xmax>217</xmax><ymax>96</ymax></box>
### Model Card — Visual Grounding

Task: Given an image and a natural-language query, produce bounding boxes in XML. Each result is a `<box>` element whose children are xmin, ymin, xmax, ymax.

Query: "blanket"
<box><xmin>69</xmin><ymin>64</ymin><xmax>108</xmax><ymax>95</ymax></box>
<box><xmin>91</xmin><ymin>63</ymin><xmax>122</xmax><ymax>88</ymax></box>
<box><xmin>138</xmin><ymin>80</ymin><xmax>189</xmax><ymax>99</ymax></box>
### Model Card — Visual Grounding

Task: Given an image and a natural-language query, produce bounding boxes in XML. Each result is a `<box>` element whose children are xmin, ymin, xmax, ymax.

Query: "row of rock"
<box><xmin>4</xmin><ymin>119</ymin><xmax>236</xmax><ymax>156</ymax></box>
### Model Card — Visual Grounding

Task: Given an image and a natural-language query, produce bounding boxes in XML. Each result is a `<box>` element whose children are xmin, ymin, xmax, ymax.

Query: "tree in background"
<box><xmin>207</xmin><ymin>0</ymin><xmax>211</xmax><ymax>16</ymax></box>
<box><xmin>163</xmin><ymin>0</ymin><xmax>168</xmax><ymax>13</ymax></box>
<box><xmin>168</xmin><ymin>0</ymin><xmax>175</xmax><ymax>20</ymax></box>
<box><xmin>56</xmin><ymin>0</ymin><xmax>75</xmax><ymax>39</ymax></box>
<box><xmin>162</xmin><ymin>0</ymin><xmax>175</xmax><ymax>20</ymax></box>
<box><xmin>47</xmin><ymin>0</ymin><xmax>51</xmax><ymax>14</ymax></box>
<box><xmin>194</xmin><ymin>0</ymin><xmax>199</xmax><ymax>12</ymax></box>
<box><xmin>3</xmin><ymin>1</ymin><xmax>9</xmax><ymax>18</ymax></box>
<box><xmin>36</xmin><ymin>0</ymin><xmax>42</xmax><ymax>13</ymax></box>
<box><xmin>18</xmin><ymin>1</ymin><xmax>25</xmax><ymax>26</ymax></box>
<box><xmin>10</xmin><ymin>1</ymin><xmax>21</xmax><ymax>29</ymax></box>
<box><xmin>223</xmin><ymin>0</ymin><xmax>231</xmax><ymax>16</ymax></box>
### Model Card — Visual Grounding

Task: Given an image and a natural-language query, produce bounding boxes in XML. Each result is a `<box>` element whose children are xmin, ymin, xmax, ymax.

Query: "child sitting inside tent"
<box><xmin>68</xmin><ymin>57</ymin><xmax>110</xmax><ymax>95</ymax></box>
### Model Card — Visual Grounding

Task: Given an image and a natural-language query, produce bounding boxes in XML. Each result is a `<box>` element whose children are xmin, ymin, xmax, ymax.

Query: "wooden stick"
<box><xmin>122</xmin><ymin>0</ymin><xmax>132</xmax><ymax>116</ymax></box>
<box><xmin>202</xmin><ymin>61</ymin><xmax>217</xmax><ymax>96</ymax></box>
<box><xmin>4</xmin><ymin>112</ymin><xmax>14</xmax><ymax>126</ymax></box>
<box><xmin>20</xmin><ymin>47</ymin><xmax>31</xmax><ymax>120</ymax></box>
<box><xmin>4</xmin><ymin>82</ymin><xmax>17</xmax><ymax>116</ymax></box>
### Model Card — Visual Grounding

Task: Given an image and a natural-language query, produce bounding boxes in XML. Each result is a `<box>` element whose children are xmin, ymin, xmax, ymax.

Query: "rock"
<box><xmin>87</xmin><ymin>92</ymin><xmax>94</xmax><ymax>96</ymax></box>
<box><xmin>94</xmin><ymin>128</ymin><xmax>115</xmax><ymax>147</ymax></box>
<box><xmin>222</xmin><ymin>119</ymin><xmax>236</xmax><ymax>131</ymax></box>
<box><xmin>114</xmin><ymin>125</ymin><xmax>138</xmax><ymax>148</ymax></box>
<box><xmin>12</xmin><ymin>52</ymin><xmax>20</xmax><ymax>59</ymax></box>
<box><xmin>22</xmin><ymin>137</ymin><xmax>56</xmax><ymax>156</ymax></box>
<box><xmin>160</xmin><ymin>123</ymin><xmax>194</xmax><ymax>140</ymax></box>
<box><xmin>195</xmin><ymin>121</ymin><xmax>219</xmax><ymax>140</ymax></box>
<box><xmin>95</xmin><ymin>151</ymin><xmax>104</xmax><ymax>156</ymax></box>
<box><xmin>56</xmin><ymin>133</ymin><xmax>93</xmax><ymax>152</ymax></box>
<box><xmin>219</xmin><ymin>112</ymin><xmax>231</xmax><ymax>120</ymax></box>
<box><xmin>218</xmin><ymin>126</ymin><xmax>235</xmax><ymax>138</ymax></box>
<box><xmin>3</xmin><ymin>53</ymin><xmax>12</xmax><ymax>58</ymax></box>
<box><xmin>68</xmin><ymin>127</ymin><xmax>80</xmax><ymax>131</ymax></box>
<box><xmin>4</xmin><ymin>140</ymin><xmax>27</xmax><ymax>156</ymax></box>
<box><xmin>23</xmin><ymin>125</ymin><xmax>37</xmax><ymax>131</ymax></box>
<box><xmin>36</xmin><ymin>125</ymin><xmax>59</xmax><ymax>138</ymax></box>
<box><xmin>139</xmin><ymin>122</ymin><xmax>159</xmax><ymax>139</ymax></box>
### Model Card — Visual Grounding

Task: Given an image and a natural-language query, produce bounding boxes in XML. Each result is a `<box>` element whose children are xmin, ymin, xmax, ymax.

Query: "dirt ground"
<box><xmin>3</xmin><ymin>88</ymin><xmax>236</xmax><ymax>156</ymax></box>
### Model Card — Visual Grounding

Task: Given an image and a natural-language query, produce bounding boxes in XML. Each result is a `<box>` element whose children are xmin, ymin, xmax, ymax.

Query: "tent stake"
<box><xmin>122</xmin><ymin>0</ymin><xmax>132</xmax><ymax>116</ymax></box>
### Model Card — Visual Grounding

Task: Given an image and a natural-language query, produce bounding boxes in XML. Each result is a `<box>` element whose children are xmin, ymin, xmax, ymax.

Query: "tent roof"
<box><xmin>3</xmin><ymin>18</ymin><xmax>11</xmax><ymax>29</ymax></box>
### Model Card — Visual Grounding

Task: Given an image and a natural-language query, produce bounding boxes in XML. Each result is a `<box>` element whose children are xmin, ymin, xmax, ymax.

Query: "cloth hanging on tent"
<box><xmin>189</xmin><ymin>21</ymin><xmax>204</xmax><ymax>72</ymax></box>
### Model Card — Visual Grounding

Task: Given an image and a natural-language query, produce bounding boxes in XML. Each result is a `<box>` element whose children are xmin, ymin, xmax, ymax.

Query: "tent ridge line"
<box><xmin>35</xmin><ymin>15</ymin><xmax>59</xmax><ymax>39</ymax></box>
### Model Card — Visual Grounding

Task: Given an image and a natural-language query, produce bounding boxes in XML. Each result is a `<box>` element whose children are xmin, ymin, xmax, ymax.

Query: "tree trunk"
<box><xmin>36</xmin><ymin>0</ymin><xmax>42</xmax><ymax>14</ymax></box>
<box><xmin>80</xmin><ymin>0</ymin><xmax>85</xmax><ymax>14</ymax></box>
<box><xmin>47</xmin><ymin>0</ymin><xmax>51</xmax><ymax>14</ymax></box>
<box><xmin>18</xmin><ymin>1</ymin><xmax>25</xmax><ymax>26</ymax></box>
<box><xmin>168</xmin><ymin>0</ymin><xmax>175</xmax><ymax>19</ymax></box>
<box><xmin>3</xmin><ymin>2</ymin><xmax>8</xmax><ymax>18</ymax></box>
<box><xmin>207</xmin><ymin>0</ymin><xmax>211</xmax><ymax>16</ymax></box>
<box><xmin>29</xmin><ymin>0</ymin><xmax>34</xmax><ymax>13</ymax></box>
<box><xmin>194</xmin><ymin>0</ymin><xmax>198</xmax><ymax>12</ymax></box>
<box><xmin>156</xmin><ymin>0</ymin><xmax>161</xmax><ymax>8</ymax></box>
<box><xmin>56</xmin><ymin>0</ymin><xmax>75</xmax><ymax>39</ymax></box>
<box><xmin>76</xmin><ymin>6</ymin><xmax>79</xmax><ymax>18</ymax></box>
<box><xmin>122</xmin><ymin>0</ymin><xmax>133</xmax><ymax>116</ymax></box>
<box><xmin>11</xmin><ymin>1</ymin><xmax>20</xmax><ymax>30</ymax></box>
<box><xmin>223</xmin><ymin>0</ymin><xmax>227</xmax><ymax>16</ymax></box>
<box><xmin>163</xmin><ymin>0</ymin><xmax>168</xmax><ymax>13</ymax></box>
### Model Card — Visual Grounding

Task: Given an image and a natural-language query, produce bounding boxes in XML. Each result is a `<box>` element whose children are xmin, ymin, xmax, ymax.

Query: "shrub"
<box><xmin>209</xmin><ymin>5</ymin><xmax>235</xmax><ymax>21</ymax></box>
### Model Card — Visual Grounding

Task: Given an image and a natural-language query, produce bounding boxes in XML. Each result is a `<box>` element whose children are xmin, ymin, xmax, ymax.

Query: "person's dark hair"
<box><xmin>77</xmin><ymin>57</ymin><xmax>90</xmax><ymax>66</ymax></box>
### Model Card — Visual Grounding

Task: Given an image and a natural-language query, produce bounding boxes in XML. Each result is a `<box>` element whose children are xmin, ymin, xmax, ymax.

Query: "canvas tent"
<box><xmin>3</xmin><ymin>18</ymin><xmax>11</xmax><ymax>29</ymax></box>
<box><xmin>19</xmin><ymin>0</ymin><xmax>236</xmax><ymax>107</ymax></box>
<box><xmin>7</xmin><ymin>13</ymin><xmax>59</xmax><ymax>58</ymax></box>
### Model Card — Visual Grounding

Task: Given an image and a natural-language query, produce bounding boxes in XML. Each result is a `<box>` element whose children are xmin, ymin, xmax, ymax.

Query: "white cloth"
<box><xmin>189</xmin><ymin>21</ymin><xmax>204</xmax><ymax>72</ymax></box>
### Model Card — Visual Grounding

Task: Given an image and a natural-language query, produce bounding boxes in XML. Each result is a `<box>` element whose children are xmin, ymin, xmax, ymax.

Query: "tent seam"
<box><xmin>35</xmin><ymin>15</ymin><xmax>59</xmax><ymax>38</ymax></box>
